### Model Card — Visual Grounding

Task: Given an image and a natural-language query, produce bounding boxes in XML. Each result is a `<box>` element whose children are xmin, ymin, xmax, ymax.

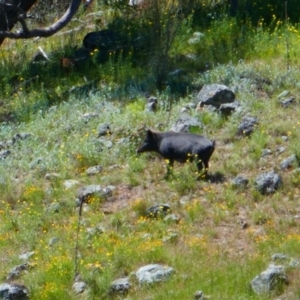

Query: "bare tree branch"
<box><xmin>0</xmin><ymin>0</ymin><xmax>82</xmax><ymax>44</ymax></box>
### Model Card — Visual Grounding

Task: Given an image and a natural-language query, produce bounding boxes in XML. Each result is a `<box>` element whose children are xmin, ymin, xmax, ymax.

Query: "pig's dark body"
<box><xmin>137</xmin><ymin>130</ymin><xmax>215</xmax><ymax>176</ymax></box>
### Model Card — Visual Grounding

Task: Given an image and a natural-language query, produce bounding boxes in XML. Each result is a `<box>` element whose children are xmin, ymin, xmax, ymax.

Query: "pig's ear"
<box><xmin>146</xmin><ymin>129</ymin><xmax>153</xmax><ymax>137</ymax></box>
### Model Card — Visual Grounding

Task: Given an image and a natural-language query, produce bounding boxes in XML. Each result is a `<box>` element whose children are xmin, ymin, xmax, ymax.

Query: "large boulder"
<box><xmin>255</xmin><ymin>171</ymin><xmax>282</xmax><ymax>195</ymax></box>
<box><xmin>135</xmin><ymin>264</ymin><xmax>174</xmax><ymax>284</ymax></box>
<box><xmin>0</xmin><ymin>283</ymin><xmax>29</xmax><ymax>300</ymax></box>
<box><xmin>251</xmin><ymin>264</ymin><xmax>288</xmax><ymax>295</ymax></box>
<box><xmin>195</xmin><ymin>84</ymin><xmax>235</xmax><ymax>108</ymax></box>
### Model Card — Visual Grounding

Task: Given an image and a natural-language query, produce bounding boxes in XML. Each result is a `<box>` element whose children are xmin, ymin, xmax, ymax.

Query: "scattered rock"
<box><xmin>289</xmin><ymin>259</ymin><xmax>300</xmax><ymax>268</ymax></box>
<box><xmin>170</xmin><ymin>115</ymin><xmax>203</xmax><ymax>132</ymax></box>
<box><xmin>146</xmin><ymin>204</ymin><xmax>171</xmax><ymax>218</ymax></box>
<box><xmin>280</xmin><ymin>97</ymin><xmax>295</xmax><ymax>108</ymax></box>
<box><xmin>63</xmin><ymin>179</ymin><xmax>80</xmax><ymax>189</ymax></box>
<box><xmin>48</xmin><ymin>237</ymin><xmax>59</xmax><ymax>246</ymax></box>
<box><xmin>145</xmin><ymin>96</ymin><xmax>158</xmax><ymax>112</ymax></box>
<box><xmin>135</xmin><ymin>264</ymin><xmax>174</xmax><ymax>284</ymax></box>
<box><xmin>280</xmin><ymin>155</ymin><xmax>297</xmax><ymax>170</ymax></box>
<box><xmin>231</xmin><ymin>175</ymin><xmax>249</xmax><ymax>188</ymax></box>
<box><xmin>98</xmin><ymin>123</ymin><xmax>112</xmax><ymax>137</ymax></box>
<box><xmin>85</xmin><ymin>165</ymin><xmax>103</xmax><ymax>176</ymax></box>
<box><xmin>110</xmin><ymin>277</ymin><xmax>131</xmax><ymax>294</ymax></box>
<box><xmin>164</xmin><ymin>214</ymin><xmax>180</xmax><ymax>224</ymax></box>
<box><xmin>188</xmin><ymin>32</ymin><xmax>204</xmax><ymax>44</ymax></box>
<box><xmin>219</xmin><ymin>101</ymin><xmax>241</xmax><ymax>116</ymax></box>
<box><xmin>0</xmin><ymin>150</ymin><xmax>11</xmax><ymax>160</ymax></box>
<box><xmin>195</xmin><ymin>84</ymin><xmax>235</xmax><ymax>109</ymax></box>
<box><xmin>0</xmin><ymin>283</ymin><xmax>29</xmax><ymax>300</ymax></box>
<box><xmin>12</xmin><ymin>133</ymin><xmax>32</xmax><ymax>142</ymax></box>
<box><xmin>237</xmin><ymin>115</ymin><xmax>258</xmax><ymax>136</ymax></box>
<box><xmin>45</xmin><ymin>173</ymin><xmax>60</xmax><ymax>180</ymax></box>
<box><xmin>82</xmin><ymin>112</ymin><xmax>98</xmax><ymax>123</ymax></box>
<box><xmin>255</xmin><ymin>171</ymin><xmax>282</xmax><ymax>195</ymax></box>
<box><xmin>76</xmin><ymin>185</ymin><xmax>114</xmax><ymax>204</ymax></box>
<box><xmin>7</xmin><ymin>263</ymin><xmax>31</xmax><ymax>280</ymax></box>
<box><xmin>194</xmin><ymin>290</ymin><xmax>205</xmax><ymax>300</ymax></box>
<box><xmin>261</xmin><ymin>149</ymin><xmax>272</xmax><ymax>157</ymax></box>
<box><xmin>276</xmin><ymin>146</ymin><xmax>286</xmax><ymax>155</ymax></box>
<box><xmin>29</xmin><ymin>157</ymin><xmax>44</xmax><ymax>169</ymax></box>
<box><xmin>72</xmin><ymin>274</ymin><xmax>87</xmax><ymax>294</ymax></box>
<box><xmin>251</xmin><ymin>264</ymin><xmax>288</xmax><ymax>295</ymax></box>
<box><xmin>19</xmin><ymin>251</ymin><xmax>35</xmax><ymax>261</ymax></box>
<box><xmin>45</xmin><ymin>202</ymin><xmax>61</xmax><ymax>213</ymax></box>
<box><xmin>272</xmin><ymin>253</ymin><xmax>288</xmax><ymax>261</ymax></box>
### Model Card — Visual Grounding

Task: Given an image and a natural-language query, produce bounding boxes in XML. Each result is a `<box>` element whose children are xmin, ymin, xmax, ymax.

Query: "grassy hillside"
<box><xmin>1</xmin><ymin>3</ymin><xmax>300</xmax><ymax>299</ymax></box>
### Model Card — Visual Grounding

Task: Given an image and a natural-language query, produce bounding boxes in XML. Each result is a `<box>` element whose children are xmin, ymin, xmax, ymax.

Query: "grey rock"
<box><xmin>19</xmin><ymin>251</ymin><xmax>35</xmax><ymax>261</ymax></box>
<box><xmin>86</xmin><ymin>225</ymin><xmax>105</xmax><ymax>238</ymax></box>
<box><xmin>194</xmin><ymin>290</ymin><xmax>205</xmax><ymax>300</ymax></box>
<box><xmin>188</xmin><ymin>32</ymin><xmax>204</xmax><ymax>44</ymax></box>
<box><xmin>276</xmin><ymin>146</ymin><xmax>286</xmax><ymax>155</ymax></box>
<box><xmin>135</xmin><ymin>264</ymin><xmax>174</xmax><ymax>284</ymax></box>
<box><xmin>63</xmin><ymin>179</ymin><xmax>80</xmax><ymax>189</ymax></box>
<box><xmin>146</xmin><ymin>204</ymin><xmax>171</xmax><ymax>218</ymax></box>
<box><xmin>262</xmin><ymin>149</ymin><xmax>272</xmax><ymax>157</ymax></box>
<box><xmin>280</xmin><ymin>155</ymin><xmax>297</xmax><ymax>170</ymax></box>
<box><xmin>164</xmin><ymin>214</ymin><xmax>180</xmax><ymax>224</ymax></box>
<box><xmin>97</xmin><ymin>138</ymin><xmax>113</xmax><ymax>149</ymax></box>
<box><xmin>145</xmin><ymin>96</ymin><xmax>158</xmax><ymax>112</ymax></box>
<box><xmin>237</xmin><ymin>116</ymin><xmax>258</xmax><ymax>136</ymax></box>
<box><xmin>29</xmin><ymin>157</ymin><xmax>43</xmax><ymax>169</ymax></box>
<box><xmin>45</xmin><ymin>173</ymin><xmax>60</xmax><ymax>180</ymax></box>
<box><xmin>98</xmin><ymin>123</ymin><xmax>111</xmax><ymax>137</ymax></box>
<box><xmin>289</xmin><ymin>259</ymin><xmax>300</xmax><ymax>268</ymax></box>
<box><xmin>219</xmin><ymin>101</ymin><xmax>241</xmax><ymax>116</ymax></box>
<box><xmin>72</xmin><ymin>280</ymin><xmax>86</xmax><ymax>294</ymax></box>
<box><xmin>46</xmin><ymin>202</ymin><xmax>61</xmax><ymax>213</ymax></box>
<box><xmin>12</xmin><ymin>133</ymin><xmax>32</xmax><ymax>143</ymax></box>
<box><xmin>7</xmin><ymin>263</ymin><xmax>30</xmax><ymax>280</ymax></box>
<box><xmin>255</xmin><ymin>171</ymin><xmax>282</xmax><ymax>195</ymax></box>
<box><xmin>110</xmin><ymin>277</ymin><xmax>131</xmax><ymax>293</ymax></box>
<box><xmin>82</xmin><ymin>112</ymin><xmax>98</xmax><ymax>123</ymax></box>
<box><xmin>196</xmin><ymin>84</ymin><xmax>235</xmax><ymax>108</ymax></box>
<box><xmin>76</xmin><ymin>185</ymin><xmax>114</xmax><ymax>204</ymax></box>
<box><xmin>272</xmin><ymin>253</ymin><xmax>288</xmax><ymax>261</ymax></box>
<box><xmin>231</xmin><ymin>175</ymin><xmax>249</xmax><ymax>188</ymax></box>
<box><xmin>280</xmin><ymin>97</ymin><xmax>295</xmax><ymax>108</ymax></box>
<box><xmin>281</xmin><ymin>136</ymin><xmax>288</xmax><ymax>141</ymax></box>
<box><xmin>251</xmin><ymin>264</ymin><xmax>287</xmax><ymax>295</ymax></box>
<box><xmin>85</xmin><ymin>165</ymin><xmax>103</xmax><ymax>176</ymax></box>
<box><xmin>48</xmin><ymin>237</ymin><xmax>59</xmax><ymax>246</ymax></box>
<box><xmin>0</xmin><ymin>283</ymin><xmax>29</xmax><ymax>300</ymax></box>
<box><xmin>170</xmin><ymin>115</ymin><xmax>203</xmax><ymax>133</ymax></box>
<box><xmin>0</xmin><ymin>150</ymin><xmax>11</xmax><ymax>160</ymax></box>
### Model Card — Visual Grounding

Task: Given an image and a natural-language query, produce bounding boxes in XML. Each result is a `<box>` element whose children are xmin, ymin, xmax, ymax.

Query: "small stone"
<box><xmin>110</xmin><ymin>277</ymin><xmax>131</xmax><ymax>294</ymax></box>
<box><xmin>49</xmin><ymin>237</ymin><xmax>59</xmax><ymax>246</ymax></box>
<box><xmin>85</xmin><ymin>165</ymin><xmax>103</xmax><ymax>176</ymax></box>
<box><xmin>272</xmin><ymin>253</ymin><xmax>288</xmax><ymax>261</ymax></box>
<box><xmin>63</xmin><ymin>179</ymin><xmax>80</xmax><ymax>189</ymax></box>
<box><xmin>135</xmin><ymin>264</ymin><xmax>174</xmax><ymax>284</ymax></box>
<box><xmin>19</xmin><ymin>251</ymin><xmax>35</xmax><ymax>261</ymax></box>
<box><xmin>261</xmin><ymin>149</ymin><xmax>272</xmax><ymax>157</ymax></box>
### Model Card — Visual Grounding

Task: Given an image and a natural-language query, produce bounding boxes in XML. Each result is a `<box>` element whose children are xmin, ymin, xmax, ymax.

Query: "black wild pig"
<box><xmin>137</xmin><ymin>129</ymin><xmax>215</xmax><ymax>178</ymax></box>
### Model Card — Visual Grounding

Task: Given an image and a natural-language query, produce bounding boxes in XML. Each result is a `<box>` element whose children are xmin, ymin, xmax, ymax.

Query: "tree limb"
<box><xmin>0</xmin><ymin>0</ymin><xmax>82</xmax><ymax>43</ymax></box>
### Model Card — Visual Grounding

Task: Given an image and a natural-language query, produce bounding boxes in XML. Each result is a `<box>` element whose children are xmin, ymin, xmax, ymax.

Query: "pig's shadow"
<box><xmin>207</xmin><ymin>171</ymin><xmax>225</xmax><ymax>183</ymax></box>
